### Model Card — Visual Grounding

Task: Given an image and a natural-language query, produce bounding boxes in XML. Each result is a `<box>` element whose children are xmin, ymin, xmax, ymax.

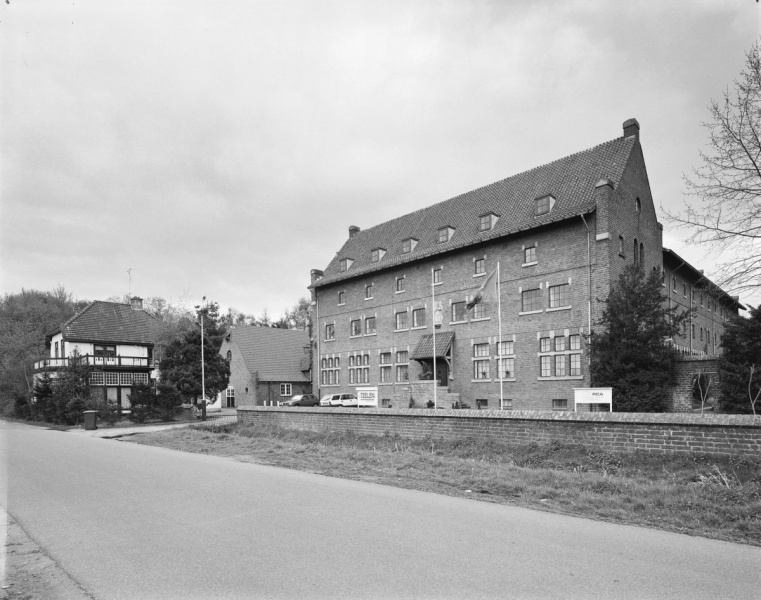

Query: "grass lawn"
<box><xmin>127</xmin><ymin>421</ymin><xmax>761</xmax><ymax>546</ymax></box>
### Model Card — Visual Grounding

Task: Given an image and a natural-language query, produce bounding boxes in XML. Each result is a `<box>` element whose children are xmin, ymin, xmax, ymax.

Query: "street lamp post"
<box><xmin>200</xmin><ymin>296</ymin><xmax>206</xmax><ymax>421</ymax></box>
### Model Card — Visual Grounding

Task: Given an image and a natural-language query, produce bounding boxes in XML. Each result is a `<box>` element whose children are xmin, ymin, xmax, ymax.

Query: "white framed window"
<box><xmin>540</xmin><ymin>356</ymin><xmax>552</xmax><ymax>377</ymax></box>
<box><xmin>500</xmin><ymin>398</ymin><xmax>513</xmax><ymax>410</ymax></box>
<box><xmin>105</xmin><ymin>372</ymin><xmax>119</xmax><ymax>386</ymax></box>
<box><xmin>524</xmin><ymin>246</ymin><xmax>536</xmax><ymax>264</ymax></box>
<box><xmin>479</xmin><ymin>213</ymin><xmax>498</xmax><ymax>231</ymax></box>
<box><xmin>280</xmin><ymin>383</ymin><xmax>292</xmax><ymax>396</ymax></box>
<box><xmin>396</xmin><ymin>276</ymin><xmax>405</xmax><ymax>292</ymax></box>
<box><xmin>554</xmin><ymin>355</ymin><xmax>566</xmax><ymax>377</ymax></box>
<box><xmin>365</xmin><ymin>317</ymin><xmax>376</xmax><ymax>334</ymax></box>
<box><xmin>325</xmin><ymin>323</ymin><xmax>335</xmax><ymax>340</ymax></box>
<box><xmin>89</xmin><ymin>372</ymin><xmax>104</xmax><ymax>386</ymax></box>
<box><xmin>521</xmin><ymin>288</ymin><xmax>541</xmax><ymax>312</ymax></box>
<box><xmin>452</xmin><ymin>301</ymin><xmax>467</xmax><ymax>322</ymax></box>
<box><xmin>396</xmin><ymin>365</ymin><xmax>408</xmax><ymax>382</ymax></box>
<box><xmin>473</xmin><ymin>343</ymin><xmax>490</xmax><ymax>357</ymax></box>
<box><xmin>569</xmin><ymin>334</ymin><xmax>582</xmax><ymax>350</ymax></box>
<box><xmin>570</xmin><ymin>354</ymin><xmax>581</xmax><ymax>376</ymax></box>
<box><xmin>338</xmin><ymin>291</ymin><xmax>345</xmax><ymax>305</ymax></box>
<box><xmin>350</xmin><ymin>319</ymin><xmax>361</xmax><ymax>336</ymax></box>
<box><xmin>120</xmin><ymin>372</ymin><xmax>133</xmax><ymax>386</ymax></box>
<box><xmin>498</xmin><ymin>340</ymin><xmax>514</xmax><ymax>356</ymax></box>
<box><xmin>554</xmin><ymin>336</ymin><xmax>566</xmax><ymax>352</ymax></box>
<box><xmin>540</xmin><ymin>337</ymin><xmax>551</xmax><ymax>352</ymax></box>
<box><xmin>474</xmin><ymin>258</ymin><xmax>485</xmax><ymax>275</ymax></box>
<box><xmin>402</xmin><ymin>238</ymin><xmax>418</xmax><ymax>254</ymax></box>
<box><xmin>339</xmin><ymin>258</ymin><xmax>353</xmax><ymax>272</ymax></box>
<box><xmin>473</xmin><ymin>302</ymin><xmax>487</xmax><ymax>319</ymax></box>
<box><xmin>395</xmin><ymin>311</ymin><xmax>408</xmax><ymax>330</ymax></box>
<box><xmin>438</xmin><ymin>227</ymin><xmax>454</xmax><ymax>243</ymax></box>
<box><xmin>365</xmin><ymin>284</ymin><xmax>373</xmax><ymax>299</ymax></box>
<box><xmin>474</xmin><ymin>360</ymin><xmax>490</xmax><ymax>379</ymax></box>
<box><xmin>133</xmin><ymin>373</ymin><xmax>149</xmax><ymax>384</ymax></box>
<box><xmin>498</xmin><ymin>357</ymin><xmax>514</xmax><ymax>379</ymax></box>
<box><xmin>549</xmin><ymin>284</ymin><xmax>569</xmax><ymax>308</ymax></box>
<box><xmin>371</xmin><ymin>248</ymin><xmax>386</xmax><ymax>263</ymax></box>
<box><xmin>412</xmin><ymin>307</ymin><xmax>426</xmax><ymax>327</ymax></box>
<box><xmin>535</xmin><ymin>195</ymin><xmax>555</xmax><ymax>216</ymax></box>
<box><xmin>433</xmin><ymin>268</ymin><xmax>442</xmax><ymax>284</ymax></box>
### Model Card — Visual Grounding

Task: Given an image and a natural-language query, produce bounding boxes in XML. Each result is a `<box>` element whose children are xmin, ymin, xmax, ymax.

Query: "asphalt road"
<box><xmin>1</xmin><ymin>420</ymin><xmax>759</xmax><ymax>600</ymax></box>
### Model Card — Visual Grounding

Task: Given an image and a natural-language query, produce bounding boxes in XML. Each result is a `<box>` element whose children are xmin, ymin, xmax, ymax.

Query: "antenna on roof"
<box><xmin>127</xmin><ymin>268</ymin><xmax>132</xmax><ymax>297</ymax></box>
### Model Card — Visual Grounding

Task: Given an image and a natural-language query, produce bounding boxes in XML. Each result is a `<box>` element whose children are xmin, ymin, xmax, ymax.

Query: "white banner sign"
<box><xmin>573</xmin><ymin>388</ymin><xmax>613</xmax><ymax>412</ymax></box>
<box><xmin>356</xmin><ymin>387</ymin><xmax>379</xmax><ymax>408</ymax></box>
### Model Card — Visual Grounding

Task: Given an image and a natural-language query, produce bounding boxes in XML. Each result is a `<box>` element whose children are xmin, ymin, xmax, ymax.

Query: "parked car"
<box><xmin>319</xmin><ymin>393</ymin><xmax>357</xmax><ymax>407</ymax></box>
<box><xmin>340</xmin><ymin>394</ymin><xmax>360</xmax><ymax>407</ymax></box>
<box><xmin>279</xmin><ymin>394</ymin><xmax>319</xmax><ymax>407</ymax></box>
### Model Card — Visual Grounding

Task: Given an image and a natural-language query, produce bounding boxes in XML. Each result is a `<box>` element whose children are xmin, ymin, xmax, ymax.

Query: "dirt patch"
<box><xmin>1</xmin><ymin>512</ymin><xmax>91</xmax><ymax>600</ymax></box>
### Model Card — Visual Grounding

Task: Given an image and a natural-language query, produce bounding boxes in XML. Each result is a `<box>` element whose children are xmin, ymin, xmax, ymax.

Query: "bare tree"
<box><xmin>666</xmin><ymin>42</ymin><xmax>761</xmax><ymax>296</ymax></box>
<box><xmin>692</xmin><ymin>370</ymin><xmax>713</xmax><ymax>416</ymax></box>
<box><xmin>749</xmin><ymin>365</ymin><xmax>760</xmax><ymax>417</ymax></box>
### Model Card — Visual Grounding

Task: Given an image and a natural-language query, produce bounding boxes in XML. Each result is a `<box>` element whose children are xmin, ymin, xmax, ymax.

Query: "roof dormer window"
<box><xmin>535</xmin><ymin>195</ymin><xmax>555</xmax><ymax>216</ymax></box>
<box><xmin>339</xmin><ymin>258</ymin><xmax>354</xmax><ymax>272</ymax></box>
<box><xmin>479</xmin><ymin>213</ymin><xmax>498</xmax><ymax>232</ymax></box>
<box><xmin>371</xmin><ymin>248</ymin><xmax>386</xmax><ymax>263</ymax></box>
<box><xmin>402</xmin><ymin>238</ymin><xmax>418</xmax><ymax>254</ymax></box>
<box><xmin>438</xmin><ymin>226</ymin><xmax>455</xmax><ymax>243</ymax></box>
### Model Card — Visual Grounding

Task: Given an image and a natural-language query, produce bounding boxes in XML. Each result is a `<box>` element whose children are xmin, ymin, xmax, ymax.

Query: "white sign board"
<box><xmin>356</xmin><ymin>387</ymin><xmax>379</xmax><ymax>408</ymax></box>
<box><xmin>573</xmin><ymin>388</ymin><xmax>613</xmax><ymax>412</ymax></box>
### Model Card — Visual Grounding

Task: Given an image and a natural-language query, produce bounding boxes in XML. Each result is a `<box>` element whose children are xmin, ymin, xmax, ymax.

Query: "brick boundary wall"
<box><xmin>237</xmin><ymin>407</ymin><xmax>761</xmax><ymax>458</ymax></box>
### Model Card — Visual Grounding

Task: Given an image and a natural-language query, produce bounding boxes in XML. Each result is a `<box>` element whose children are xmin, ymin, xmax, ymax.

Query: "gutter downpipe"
<box><xmin>314</xmin><ymin>296</ymin><xmax>320</xmax><ymax>400</ymax></box>
<box><xmin>580</xmin><ymin>214</ymin><xmax>592</xmax><ymax>384</ymax></box>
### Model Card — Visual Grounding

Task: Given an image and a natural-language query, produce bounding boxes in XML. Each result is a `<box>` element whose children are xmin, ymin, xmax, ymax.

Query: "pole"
<box><xmin>497</xmin><ymin>262</ymin><xmax>504</xmax><ymax>408</ymax></box>
<box><xmin>201</xmin><ymin>296</ymin><xmax>206</xmax><ymax>421</ymax></box>
<box><xmin>432</xmin><ymin>268</ymin><xmax>437</xmax><ymax>410</ymax></box>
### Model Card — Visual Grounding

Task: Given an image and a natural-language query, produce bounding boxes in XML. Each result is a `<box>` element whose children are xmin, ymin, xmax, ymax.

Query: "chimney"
<box><xmin>349</xmin><ymin>225</ymin><xmax>360</xmax><ymax>238</ymax></box>
<box><xmin>310</xmin><ymin>269</ymin><xmax>324</xmax><ymax>285</ymax></box>
<box><xmin>130</xmin><ymin>296</ymin><xmax>143</xmax><ymax>310</ymax></box>
<box><xmin>623</xmin><ymin>118</ymin><xmax>640</xmax><ymax>140</ymax></box>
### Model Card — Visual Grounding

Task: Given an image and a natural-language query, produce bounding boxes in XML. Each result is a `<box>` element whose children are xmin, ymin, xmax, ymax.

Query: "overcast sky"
<box><xmin>1</xmin><ymin>1</ymin><xmax>759</xmax><ymax>317</ymax></box>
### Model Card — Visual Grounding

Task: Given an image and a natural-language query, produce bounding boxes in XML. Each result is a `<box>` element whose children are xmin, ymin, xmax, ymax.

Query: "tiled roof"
<box><xmin>314</xmin><ymin>135</ymin><xmax>636</xmax><ymax>287</ymax></box>
<box><xmin>229</xmin><ymin>326</ymin><xmax>311</xmax><ymax>382</ymax></box>
<box><xmin>410</xmin><ymin>331</ymin><xmax>455</xmax><ymax>360</ymax></box>
<box><xmin>56</xmin><ymin>301</ymin><xmax>162</xmax><ymax>345</ymax></box>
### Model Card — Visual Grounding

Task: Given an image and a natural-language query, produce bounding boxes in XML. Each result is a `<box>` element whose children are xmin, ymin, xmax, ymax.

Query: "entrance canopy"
<box><xmin>410</xmin><ymin>331</ymin><xmax>455</xmax><ymax>360</ymax></box>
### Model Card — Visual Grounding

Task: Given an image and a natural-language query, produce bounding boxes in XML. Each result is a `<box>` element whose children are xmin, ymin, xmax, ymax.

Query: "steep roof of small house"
<box><xmin>54</xmin><ymin>301</ymin><xmax>162</xmax><ymax>344</ymax></box>
<box><xmin>227</xmin><ymin>326</ymin><xmax>311</xmax><ymax>383</ymax></box>
<box><xmin>314</xmin><ymin>134</ymin><xmax>637</xmax><ymax>288</ymax></box>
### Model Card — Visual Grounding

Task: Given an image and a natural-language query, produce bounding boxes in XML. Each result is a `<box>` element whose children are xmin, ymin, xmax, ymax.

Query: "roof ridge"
<box><xmin>351</xmin><ymin>135</ymin><xmax>630</xmax><ymax>241</ymax></box>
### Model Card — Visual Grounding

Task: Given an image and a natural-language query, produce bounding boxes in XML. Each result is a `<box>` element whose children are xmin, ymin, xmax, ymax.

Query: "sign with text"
<box><xmin>573</xmin><ymin>388</ymin><xmax>613</xmax><ymax>412</ymax></box>
<box><xmin>356</xmin><ymin>387</ymin><xmax>379</xmax><ymax>408</ymax></box>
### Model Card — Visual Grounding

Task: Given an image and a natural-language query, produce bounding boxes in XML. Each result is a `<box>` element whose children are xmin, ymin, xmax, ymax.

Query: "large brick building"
<box><xmin>309</xmin><ymin>120</ymin><xmax>742</xmax><ymax>410</ymax></box>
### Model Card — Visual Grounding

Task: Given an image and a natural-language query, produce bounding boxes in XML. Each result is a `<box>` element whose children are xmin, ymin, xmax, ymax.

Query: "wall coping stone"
<box><xmin>238</xmin><ymin>406</ymin><xmax>760</xmax><ymax>428</ymax></box>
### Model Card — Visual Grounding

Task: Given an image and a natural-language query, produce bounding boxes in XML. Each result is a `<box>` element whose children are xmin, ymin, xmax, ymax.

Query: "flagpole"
<box><xmin>431</xmin><ymin>268</ymin><xmax>437</xmax><ymax>410</ymax></box>
<box><xmin>497</xmin><ymin>262</ymin><xmax>504</xmax><ymax>408</ymax></box>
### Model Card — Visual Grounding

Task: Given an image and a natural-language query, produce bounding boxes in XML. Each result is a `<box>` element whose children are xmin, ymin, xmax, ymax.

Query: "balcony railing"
<box><xmin>34</xmin><ymin>355</ymin><xmax>153</xmax><ymax>371</ymax></box>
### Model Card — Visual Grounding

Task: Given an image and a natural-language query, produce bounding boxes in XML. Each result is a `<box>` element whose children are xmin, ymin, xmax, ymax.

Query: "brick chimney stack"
<box><xmin>349</xmin><ymin>225</ymin><xmax>360</xmax><ymax>238</ymax></box>
<box><xmin>130</xmin><ymin>296</ymin><xmax>143</xmax><ymax>310</ymax></box>
<box><xmin>623</xmin><ymin>118</ymin><xmax>640</xmax><ymax>140</ymax></box>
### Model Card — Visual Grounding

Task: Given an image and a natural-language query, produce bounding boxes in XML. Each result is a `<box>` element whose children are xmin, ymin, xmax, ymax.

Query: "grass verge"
<box><xmin>127</xmin><ymin>422</ymin><xmax>761</xmax><ymax>546</ymax></box>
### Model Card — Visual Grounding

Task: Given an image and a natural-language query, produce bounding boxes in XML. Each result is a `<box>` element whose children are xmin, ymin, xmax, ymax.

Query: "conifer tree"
<box><xmin>590</xmin><ymin>265</ymin><xmax>690</xmax><ymax>412</ymax></box>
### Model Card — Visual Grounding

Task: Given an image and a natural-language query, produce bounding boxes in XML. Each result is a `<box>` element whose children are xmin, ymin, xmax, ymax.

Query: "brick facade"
<box><xmin>309</xmin><ymin>120</ymin><xmax>741</xmax><ymax>412</ymax></box>
<box><xmin>239</xmin><ymin>407</ymin><xmax>761</xmax><ymax>458</ymax></box>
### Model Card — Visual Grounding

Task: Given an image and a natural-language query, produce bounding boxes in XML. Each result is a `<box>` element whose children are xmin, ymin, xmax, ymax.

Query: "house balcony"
<box><xmin>34</xmin><ymin>355</ymin><xmax>154</xmax><ymax>371</ymax></box>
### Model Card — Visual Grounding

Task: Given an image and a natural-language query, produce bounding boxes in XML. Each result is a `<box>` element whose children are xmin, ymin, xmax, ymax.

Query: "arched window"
<box><xmin>226</xmin><ymin>350</ymin><xmax>232</xmax><ymax>361</ymax></box>
<box><xmin>635</xmin><ymin>197</ymin><xmax>641</xmax><ymax>213</ymax></box>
